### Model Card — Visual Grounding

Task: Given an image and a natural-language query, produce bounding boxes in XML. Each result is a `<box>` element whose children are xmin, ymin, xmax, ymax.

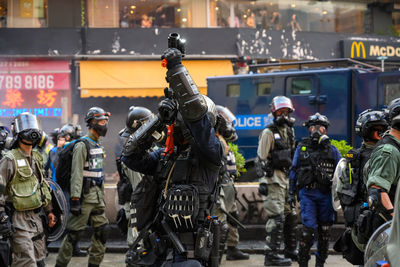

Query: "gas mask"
<box><xmin>275</xmin><ymin>115</ymin><xmax>295</xmax><ymax>127</ymax></box>
<box><xmin>0</xmin><ymin>127</ymin><xmax>9</xmax><ymax>149</ymax></box>
<box><xmin>93</xmin><ymin>123</ymin><xmax>108</xmax><ymax>137</ymax></box>
<box><xmin>18</xmin><ymin>129</ymin><xmax>41</xmax><ymax>146</ymax></box>
<box><xmin>309</xmin><ymin>125</ymin><xmax>327</xmax><ymax>144</ymax></box>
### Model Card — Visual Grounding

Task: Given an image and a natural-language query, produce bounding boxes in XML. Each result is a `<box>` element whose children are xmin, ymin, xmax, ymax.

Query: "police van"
<box><xmin>207</xmin><ymin>59</ymin><xmax>400</xmax><ymax>178</ymax></box>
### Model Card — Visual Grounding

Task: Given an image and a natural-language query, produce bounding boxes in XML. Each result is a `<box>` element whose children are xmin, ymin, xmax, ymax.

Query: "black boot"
<box><xmin>88</xmin><ymin>264</ymin><xmax>99</xmax><ymax>267</ymax></box>
<box><xmin>264</xmin><ymin>215</ymin><xmax>291</xmax><ymax>266</ymax></box>
<box><xmin>72</xmin><ymin>242</ymin><xmax>88</xmax><ymax>257</ymax></box>
<box><xmin>298</xmin><ymin>226</ymin><xmax>315</xmax><ymax>267</ymax></box>
<box><xmin>37</xmin><ymin>259</ymin><xmax>45</xmax><ymax>267</ymax></box>
<box><xmin>219</xmin><ymin>222</ymin><xmax>229</xmax><ymax>263</ymax></box>
<box><xmin>315</xmin><ymin>224</ymin><xmax>331</xmax><ymax>267</ymax></box>
<box><xmin>284</xmin><ymin>211</ymin><xmax>298</xmax><ymax>261</ymax></box>
<box><xmin>226</xmin><ymin>246</ymin><xmax>249</xmax><ymax>260</ymax></box>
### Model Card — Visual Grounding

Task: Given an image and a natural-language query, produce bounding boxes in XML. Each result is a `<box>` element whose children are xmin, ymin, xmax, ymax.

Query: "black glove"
<box><xmin>70</xmin><ymin>199</ymin><xmax>82</xmax><ymax>216</ymax></box>
<box><xmin>158</xmin><ymin>98</ymin><xmax>177</xmax><ymax>124</ymax></box>
<box><xmin>0</xmin><ymin>211</ymin><xmax>13</xmax><ymax>238</ymax></box>
<box><xmin>258</xmin><ymin>183</ymin><xmax>268</xmax><ymax>196</ymax></box>
<box><xmin>288</xmin><ymin>192</ymin><xmax>296</xmax><ymax>209</ymax></box>
<box><xmin>161</xmin><ymin>48</ymin><xmax>182</xmax><ymax>70</ymax></box>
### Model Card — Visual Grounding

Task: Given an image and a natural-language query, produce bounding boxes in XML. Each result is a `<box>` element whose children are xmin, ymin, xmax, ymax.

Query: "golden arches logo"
<box><xmin>350</xmin><ymin>41</ymin><xmax>366</xmax><ymax>59</ymax></box>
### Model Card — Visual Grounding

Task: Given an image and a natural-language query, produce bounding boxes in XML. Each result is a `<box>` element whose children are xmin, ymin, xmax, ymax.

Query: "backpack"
<box><xmin>55</xmin><ymin>138</ymin><xmax>90</xmax><ymax>192</ymax></box>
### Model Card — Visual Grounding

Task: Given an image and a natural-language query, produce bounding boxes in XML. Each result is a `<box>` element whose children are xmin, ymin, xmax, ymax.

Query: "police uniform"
<box><xmin>290</xmin><ymin>137</ymin><xmax>341</xmax><ymax>266</ymax></box>
<box><xmin>213</xmin><ymin>136</ymin><xmax>240</xmax><ymax>252</ymax></box>
<box><xmin>364</xmin><ymin>133</ymin><xmax>400</xmax><ymax>195</ymax></box>
<box><xmin>56</xmin><ymin>132</ymin><xmax>109</xmax><ymax>267</ymax></box>
<box><xmin>387</xmin><ymin>178</ymin><xmax>400</xmax><ymax>266</ymax></box>
<box><xmin>122</xmin><ymin>113</ymin><xmax>222</xmax><ymax>265</ymax></box>
<box><xmin>333</xmin><ymin>141</ymin><xmax>375</xmax><ymax>263</ymax></box>
<box><xmin>257</xmin><ymin>123</ymin><xmax>297</xmax><ymax>262</ymax></box>
<box><xmin>0</xmin><ymin>148</ymin><xmax>52</xmax><ymax>267</ymax></box>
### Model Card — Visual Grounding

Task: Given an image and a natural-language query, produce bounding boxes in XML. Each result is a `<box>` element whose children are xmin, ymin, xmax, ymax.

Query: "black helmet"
<box><xmin>37</xmin><ymin>130</ymin><xmax>48</xmax><ymax>150</ymax></box>
<box><xmin>49</xmin><ymin>128</ymin><xmax>60</xmax><ymax>145</ymax></box>
<box><xmin>388</xmin><ymin>98</ymin><xmax>400</xmax><ymax>129</ymax></box>
<box><xmin>216</xmin><ymin>105</ymin><xmax>238</xmax><ymax>142</ymax></box>
<box><xmin>303</xmin><ymin>113</ymin><xmax>330</xmax><ymax>129</ymax></box>
<box><xmin>0</xmin><ymin>124</ymin><xmax>10</xmax><ymax>150</ymax></box>
<box><xmin>59</xmin><ymin>124</ymin><xmax>75</xmax><ymax>140</ymax></box>
<box><xmin>13</xmin><ymin>112</ymin><xmax>41</xmax><ymax>145</ymax></box>
<box><xmin>204</xmin><ymin>95</ymin><xmax>217</xmax><ymax>126</ymax></box>
<box><xmin>126</xmin><ymin>106</ymin><xmax>153</xmax><ymax>132</ymax></box>
<box><xmin>72</xmin><ymin>124</ymin><xmax>82</xmax><ymax>139</ymax></box>
<box><xmin>85</xmin><ymin>107</ymin><xmax>110</xmax><ymax>127</ymax></box>
<box><xmin>355</xmin><ymin>109</ymin><xmax>388</xmax><ymax>139</ymax></box>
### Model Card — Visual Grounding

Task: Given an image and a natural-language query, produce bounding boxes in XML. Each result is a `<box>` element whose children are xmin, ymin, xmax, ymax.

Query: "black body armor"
<box><xmin>267</xmin><ymin>124</ymin><xmax>295</xmax><ymax>172</ymax></box>
<box><xmin>296</xmin><ymin>138</ymin><xmax>336</xmax><ymax>193</ymax></box>
<box><xmin>338</xmin><ymin>145</ymin><xmax>372</xmax><ymax>226</ymax></box>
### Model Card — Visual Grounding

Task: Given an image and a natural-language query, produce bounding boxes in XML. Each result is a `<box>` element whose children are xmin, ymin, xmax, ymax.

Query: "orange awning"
<box><xmin>80</xmin><ymin>60</ymin><xmax>233</xmax><ymax>98</ymax></box>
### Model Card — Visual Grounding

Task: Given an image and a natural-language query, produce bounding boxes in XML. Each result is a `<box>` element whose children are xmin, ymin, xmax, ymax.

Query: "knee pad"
<box><xmin>300</xmin><ymin>226</ymin><xmax>314</xmax><ymax>246</ymax></box>
<box><xmin>94</xmin><ymin>224</ymin><xmax>108</xmax><ymax>244</ymax></box>
<box><xmin>67</xmin><ymin>230</ymin><xmax>81</xmax><ymax>246</ymax></box>
<box><xmin>318</xmin><ymin>223</ymin><xmax>331</xmax><ymax>242</ymax></box>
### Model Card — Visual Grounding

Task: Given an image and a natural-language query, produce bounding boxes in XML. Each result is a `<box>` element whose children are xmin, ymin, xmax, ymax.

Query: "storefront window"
<box><xmin>86</xmin><ymin>0</ymin><xmax>208</xmax><ymax>28</ymax></box>
<box><xmin>0</xmin><ymin>0</ymin><xmax>47</xmax><ymax>28</ymax></box>
<box><xmin>209</xmin><ymin>0</ymin><xmax>368</xmax><ymax>33</ymax></box>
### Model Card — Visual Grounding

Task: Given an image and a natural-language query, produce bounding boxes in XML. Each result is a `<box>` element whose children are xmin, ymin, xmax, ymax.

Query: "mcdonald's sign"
<box><xmin>341</xmin><ymin>40</ymin><xmax>400</xmax><ymax>61</ymax></box>
<box><xmin>350</xmin><ymin>41</ymin><xmax>366</xmax><ymax>59</ymax></box>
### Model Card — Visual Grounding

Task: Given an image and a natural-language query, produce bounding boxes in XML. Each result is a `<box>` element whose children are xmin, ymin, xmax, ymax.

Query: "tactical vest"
<box><xmin>162</xmin><ymin>146</ymin><xmax>219</xmax><ymax>231</ymax></box>
<box><xmin>296</xmin><ymin>138</ymin><xmax>336</xmax><ymax>193</ymax></box>
<box><xmin>267</xmin><ymin>124</ymin><xmax>294</xmax><ymax>171</ymax></box>
<box><xmin>339</xmin><ymin>146</ymin><xmax>372</xmax><ymax>207</ymax></box>
<box><xmin>372</xmin><ymin>135</ymin><xmax>400</xmax><ymax>201</ymax></box>
<box><xmin>5</xmin><ymin>148</ymin><xmax>52</xmax><ymax>211</ymax></box>
<box><xmin>82</xmin><ymin>137</ymin><xmax>105</xmax><ymax>186</ymax></box>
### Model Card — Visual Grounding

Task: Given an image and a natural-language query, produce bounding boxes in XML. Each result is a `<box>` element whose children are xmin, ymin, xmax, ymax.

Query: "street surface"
<box><xmin>45</xmin><ymin>253</ymin><xmax>352</xmax><ymax>266</ymax></box>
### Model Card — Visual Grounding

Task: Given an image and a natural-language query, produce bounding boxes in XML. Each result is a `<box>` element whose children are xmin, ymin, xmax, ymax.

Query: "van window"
<box><xmin>291</xmin><ymin>78</ymin><xmax>312</xmax><ymax>95</ymax></box>
<box><xmin>384</xmin><ymin>83</ymin><xmax>400</xmax><ymax>105</ymax></box>
<box><xmin>257</xmin><ymin>82</ymin><xmax>272</xmax><ymax>96</ymax></box>
<box><xmin>227</xmin><ymin>84</ymin><xmax>240</xmax><ymax>97</ymax></box>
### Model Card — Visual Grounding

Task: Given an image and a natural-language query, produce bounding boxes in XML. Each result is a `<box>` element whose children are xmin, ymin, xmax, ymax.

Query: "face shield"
<box><xmin>14</xmin><ymin>113</ymin><xmax>39</xmax><ymax>134</ymax></box>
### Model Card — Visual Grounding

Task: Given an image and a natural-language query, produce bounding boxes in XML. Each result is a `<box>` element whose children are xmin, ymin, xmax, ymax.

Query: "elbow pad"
<box><xmin>123</xmin><ymin>115</ymin><xmax>164</xmax><ymax>157</ymax></box>
<box><xmin>166</xmin><ymin>65</ymin><xmax>207</xmax><ymax>122</ymax></box>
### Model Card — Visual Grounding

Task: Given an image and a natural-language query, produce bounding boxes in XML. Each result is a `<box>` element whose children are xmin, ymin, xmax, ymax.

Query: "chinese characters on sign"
<box><xmin>0</xmin><ymin>61</ymin><xmax>70</xmax><ymax>118</ymax></box>
<box><xmin>2</xmin><ymin>89</ymin><xmax>24</xmax><ymax>108</ymax></box>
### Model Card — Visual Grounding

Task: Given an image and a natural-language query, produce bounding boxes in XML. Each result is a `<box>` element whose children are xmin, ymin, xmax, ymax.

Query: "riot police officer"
<box><xmin>364</xmin><ymin>98</ymin><xmax>400</xmax><ymax>243</ymax></box>
<box><xmin>116</xmin><ymin>106</ymin><xmax>154</xmax><ymax>247</ymax></box>
<box><xmin>289</xmin><ymin>113</ymin><xmax>341</xmax><ymax>267</ymax></box>
<box><xmin>212</xmin><ymin>105</ymin><xmax>249</xmax><ymax>261</ymax></box>
<box><xmin>0</xmin><ymin>112</ymin><xmax>55</xmax><ymax>267</ymax></box>
<box><xmin>46</xmin><ymin>123</ymin><xmax>88</xmax><ymax>257</ymax></box>
<box><xmin>122</xmin><ymin>47</ymin><xmax>222</xmax><ymax>266</ymax></box>
<box><xmin>56</xmin><ymin>107</ymin><xmax>110</xmax><ymax>267</ymax></box>
<box><xmin>257</xmin><ymin>96</ymin><xmax>297</xmax><ymax>266</ymax></box>
<box><xmin>333</xmin><ymin>109</ymin><xmax>387</xmax><ymax>265</ymax></box>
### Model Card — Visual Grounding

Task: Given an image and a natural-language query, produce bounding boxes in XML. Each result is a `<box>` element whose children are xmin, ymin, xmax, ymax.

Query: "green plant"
<box><xmin>330</xmin><ymin>139</ymin><xmax>353</xmax><ymax>158</ymax></box>
<box><xmin>228</xmin><ymin>142</ymin><xmax>247</xmax><ymax>176</ymax></box>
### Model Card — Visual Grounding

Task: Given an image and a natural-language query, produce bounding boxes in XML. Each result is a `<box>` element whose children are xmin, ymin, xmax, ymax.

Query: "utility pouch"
<box><xmin>343</xmin><ymin>205</ymin><xmax>357</xmax><ymax>227</ymax></box>
<box><xmin>355</xmin><ymin>209</ymin><xmax>373</xmax><ymax>244</ymax></box>
<box><xmin>165</xmin><ymin>184</ymin><xmax>199</xmax><ymax>232</ymax></box>
<box><xmin>83</xmin><ymin>178</ymin><xmax>91</xmax><ymax>195</ymax></box>
<box><xmin>194</xmin><ymin>224</ymin><xmax>213</xmax><ymax>261</ymax></box>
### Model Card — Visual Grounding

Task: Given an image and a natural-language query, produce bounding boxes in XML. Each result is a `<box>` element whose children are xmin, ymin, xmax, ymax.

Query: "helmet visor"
<box><xmin>271</xmin><ymin>96</ymin><xmax>294</xmax><ymax>113</ymax></box>
<box><xmin>14</xmin><ymin>113</ymin><xmax>39</xmax><ymax>134</ymax></box>
<box><xmin>218</xmin><ymin>106</ymin><xmax>236</xmax><ymax>124</ymax></box>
